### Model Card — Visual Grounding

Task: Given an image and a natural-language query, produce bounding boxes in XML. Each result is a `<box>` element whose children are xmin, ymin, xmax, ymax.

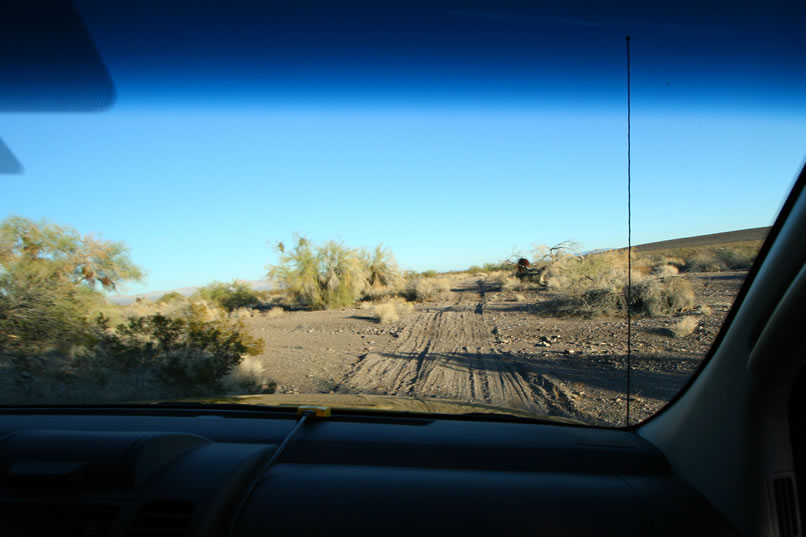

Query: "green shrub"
<box><xmin>0</xmin><ymin>216</ymin><xmax>142</xmax><ymax>358</ymax></box>
<box><xmin>193</xmin><ymin>281</ymin><xmax>259</xmax><ymax>312</ymax></box>
<box><xmin>90</xmin><ymin>310</ymin><xmax>263</xmax><ymax>392</ymax></box>
<box><xmin>361</xmin><ymin>245</ymin><xmax>399</xmax><ymax>288</ymax></box>
<box><xmin>268</xmin><ymin>236</ymin><xmax>370</xmax><ymax>309</ymax></box>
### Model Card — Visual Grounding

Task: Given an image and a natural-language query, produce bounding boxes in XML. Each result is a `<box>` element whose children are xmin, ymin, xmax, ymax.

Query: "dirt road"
<box><xmin>337</xmin><ymin>280</ymin><xmax>576</xmax><ymax>418</ymax></box>
<box><xmin>246</xmin><ymin>274</ymin><xmax>740</xmax><ymax>425</ymax></box>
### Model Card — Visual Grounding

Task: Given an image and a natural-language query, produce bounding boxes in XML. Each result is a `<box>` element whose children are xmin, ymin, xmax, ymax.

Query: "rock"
<box><xmin>564</xmin><ymin>349</ymin><xmax>576</xmax><ymax>355</ymax></box>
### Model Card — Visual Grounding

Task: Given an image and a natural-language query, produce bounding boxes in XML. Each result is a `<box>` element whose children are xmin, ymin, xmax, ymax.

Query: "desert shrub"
<box><xmin>374</xmin><ymin>302</ymin><xmax>400</xmax><ymax>323</ymax></box>
<box><xmin>0</xmin><ymin>302</ymin><xmax>265</xmax><ymax>404</ymax></box>
<box><xmin>361</xmin><ymin>245</ymin><xmax>399</xmax><ymax>287</ymax></box>
<box><xmin>635</xmin><ymin>277</ymin><xmax>696</xmax><ymax>317</ymax></box>
<box><xmin>547</xmin><ymin>274</ymin><xmax>694</xmax><ymax>318</ymax></box>
<box><xmin>405</xmin><ymin>276</ymin><xmax>453</xmax><ymax>301</ymax></box>
<box><xmin>713</xmin><ymin>247</ymin><xmax>756</xmax><ymax>270</ymax></box>
<box><xmin>0</xmin><ymin>217</ymin><xmax>142</xmax><ymax>358</ymax></box>
<box><xmin>90</xmin><ymin>310</ymin><xmax>263</xmax><ymax>392</ymax></box>
<box><xmin>420</xmin><ymin>270</ymin><xmax>438</xmax><ymax>278</ymax></box>
<box><xmin>653</xmin><ymin>264</ymin><xmax>679</xmax><ymax>277</ymax></box>
<box><xmin>541</xmin><ymin>247</ymin><xmax>695</xmax><ymax>318</ymax></box>
<box><xmin>0</xmin><ymin>216</ymin><xmax>143</xmax><ymax>291</ymax></box>
<box><xmin>687</xmin><ymin>254</ymin><xmax>727</xmax><ymax>273</ymax></box>
<box><xmin>0</xmin><ymin>266</ymin><xmax>100</xmax><ymax>356</ymax></box>
<box><xmin>268</xmin><ymin>236</ymin><xmax>369</xmax><ymax>310</ymax></box>
<box><xmin>671</xmin><ymin>316</ymin><xmax>699</xmax><ymax>338</ymax></box>
<box><xmin>193</xmin><ymin>280</ymin><xmax>259</xmax><ymax>312</ymax></box>
<box><xmin>371</xmin><ymin>298</ymin><xmax>414</xmax><ymax>324</ymax></box>
<box><xmin>489</xmin><ymin>272</ymin><xmax>523</xmax><ymax>292</ymax></box>
<box><xmin>656</xmin><ymin>242</ymin><xmax>761</xmax><ymax>273</ymax></box>
<box><xmin>221</xmin><ymin>355</ymin><xmax>274</xmax><ymax>394</ymax></box>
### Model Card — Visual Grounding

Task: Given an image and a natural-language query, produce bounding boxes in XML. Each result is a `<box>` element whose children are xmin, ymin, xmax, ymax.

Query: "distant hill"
<box><xmin>108</xmin><ymin>279</ymin><xmax>276</xmax><ymax>305</ymax></box>
<box><xmin>633</xmin><ymin>227</ymin><xmax>770</xmax><ymax>252</ymax></box>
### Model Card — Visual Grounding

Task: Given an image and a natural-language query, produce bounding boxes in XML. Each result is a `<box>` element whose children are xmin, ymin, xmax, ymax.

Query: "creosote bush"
<box><xmin>88</xmin><ymin>308</ymin><xmax>264</xmax><ymax>392</ymax></box>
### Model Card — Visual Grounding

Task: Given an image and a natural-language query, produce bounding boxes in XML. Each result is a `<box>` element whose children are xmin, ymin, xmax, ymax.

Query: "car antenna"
<box><xmin>625</xmin><ymin>35</ymin><xmax>633</xmax><ymax>427</ymax></box>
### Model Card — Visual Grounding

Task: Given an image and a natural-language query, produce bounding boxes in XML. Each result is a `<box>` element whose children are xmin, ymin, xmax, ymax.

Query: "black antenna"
<box><xmin>625</xmin><ymin>35</ymin><xmax>632</xmax><ymax>427</ymax></box>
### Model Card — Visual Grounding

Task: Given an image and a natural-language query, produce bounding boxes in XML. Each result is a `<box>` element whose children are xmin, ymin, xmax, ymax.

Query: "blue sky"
<box><xmin>2</xmin><ymin>3</ymin><xmax>805</xmax><ymax>296</ymax></box>
<box><xmin>3</xmin><ymin>104</ymin><xmax>804</xmax><ymax>296</ymax></box>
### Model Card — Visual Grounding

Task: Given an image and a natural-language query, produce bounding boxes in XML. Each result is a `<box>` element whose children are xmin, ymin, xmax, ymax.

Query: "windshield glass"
<box><xmin>1</xmin><ymin>1</ymin><xmax>805</xmax><ymax>426</ymax></box>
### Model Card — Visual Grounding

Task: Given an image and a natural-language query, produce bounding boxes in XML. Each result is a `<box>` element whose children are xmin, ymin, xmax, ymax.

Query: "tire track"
<box><xmin>337</xmin><ymin>279</ymin><xmax>578</xmax><ymax>418</ymax></box>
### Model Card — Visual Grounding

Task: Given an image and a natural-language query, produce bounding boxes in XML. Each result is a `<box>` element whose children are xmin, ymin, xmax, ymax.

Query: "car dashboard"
<box><xmin>0</xmin><ymin>407</ymin><xmax>739</xmax><ymax>537</ymax></box>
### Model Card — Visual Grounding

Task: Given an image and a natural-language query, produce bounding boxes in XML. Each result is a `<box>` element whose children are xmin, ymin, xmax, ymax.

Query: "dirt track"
<box><xmin>338</xmin><ymin>280</ymin><xmax>576</xmax><ymax>418</ymax></box>
<box><xmin>246</xmin><ymin>274</ymin><xmax>741</xmax><ymax>426</ymax></box>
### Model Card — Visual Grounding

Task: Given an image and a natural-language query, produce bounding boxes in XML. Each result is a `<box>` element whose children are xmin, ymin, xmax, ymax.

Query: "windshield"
<box><xmin>1</xmin><ymin>1</ymin><xmax>805</xmax><ymax>426</ymax></box>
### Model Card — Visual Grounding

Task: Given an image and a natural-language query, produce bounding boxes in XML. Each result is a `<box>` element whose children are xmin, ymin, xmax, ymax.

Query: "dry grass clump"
<box><xmin>487</xmin><ymin>270</ymin><xmax>541</xmax><ymax>292</ymax></box>
<box><xmin>372</xmin><ymin>298</ymin><xmax>414</xmax><ymax>324</ymax></box>
<box><xmin>222</xmin><ymin>355</ymin><xmax>273</xmax><ymax>394</ymax></box>
<box><xmin>374</xmin><ymin>302</ymin><xmax>400</xmax><ymax>324</ymax></box>
<box><xmin>544</xmin><ymin>250</ymin><xmax>626</xmax><ymax>292</ymax></box>
<box><xmin>513</xmin><ymin>293</ymin><xmax>526</xmax><ymax>302</ymax></box>
<box><xmin>414</xmin><ymin>276</ymin><xmax>453</xmax><ymax>300</ymax></box>
<box><xmin>671</xmin><ymin>316</ymin><xmax>699</xmax><ymax>338</ymax></box>
<box><xmin>653</xmin><ymin>264</ymin><xmax>679</xmax><ymax>277</ymax></box>
<box><xmin>266</xmin><ymin>306</ymin><xmax>284</xmax><ymax>318</ymax></box>
<box><xmin>636</xmin><ymin>277</ymin><xmax>696</xmax><ymax>317</ymax></box>
<box><xmin>698</xmin><ymin>304</ymin><xmax>713</xmax><ymax>316</ymax></box>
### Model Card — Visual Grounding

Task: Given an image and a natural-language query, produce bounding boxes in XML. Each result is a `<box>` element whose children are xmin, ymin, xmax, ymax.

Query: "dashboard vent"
<box><xmin>127</xmin><ymin>500</ymin><xmax>194</xmax><ymax>537</ymax></box>
<box><xmin>771</xmin><ymin>475</ymin><xmax>801</xmax><ymax>537</ymax></box>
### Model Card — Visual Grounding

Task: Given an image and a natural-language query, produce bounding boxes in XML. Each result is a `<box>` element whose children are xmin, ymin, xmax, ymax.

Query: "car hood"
<box><xmin>171</xmin><ymin>393</ymin><xmax>586</xmax><ymax>424</ymax></box>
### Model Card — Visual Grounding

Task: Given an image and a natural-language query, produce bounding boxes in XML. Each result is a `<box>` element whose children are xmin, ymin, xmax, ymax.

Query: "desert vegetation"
<box><xmin>0</xmin><ymin>216</ymin><xmax>268</xmax><ymax>404</ymax></box>
<box><xmin>267</xmin><ymin>235</ymin><xmax>464</xmax><ymax>310</ymax></box>
<box><xmin>1</xmin><ymin>215</ymin><xmax>762</xmax><ymax>421</ymax></box>
<box><xmin>492</xmin><ymin>239</ymin><xmax>761</xmax><ymax>320</ymax></box>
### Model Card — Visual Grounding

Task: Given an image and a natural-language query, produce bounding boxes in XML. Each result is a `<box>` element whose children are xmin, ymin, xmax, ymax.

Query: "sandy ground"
<box><xmin>244</xmin><ymin>272</ymin><xmax>744</xmax><ymax>426</ymax></box>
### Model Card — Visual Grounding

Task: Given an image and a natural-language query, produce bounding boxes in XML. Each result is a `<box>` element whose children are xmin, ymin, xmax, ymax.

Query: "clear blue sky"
<box><xmin>2</xmin><ymin>3</ymin><xmax>805</xmax><ymax>296</ymax></box>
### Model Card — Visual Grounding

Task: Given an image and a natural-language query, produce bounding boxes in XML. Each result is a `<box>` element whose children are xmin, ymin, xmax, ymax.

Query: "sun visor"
<box><xmin>0</xmin><ymin>1</ymin><xmax>115</xmax><ymax>112</ymax></box>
